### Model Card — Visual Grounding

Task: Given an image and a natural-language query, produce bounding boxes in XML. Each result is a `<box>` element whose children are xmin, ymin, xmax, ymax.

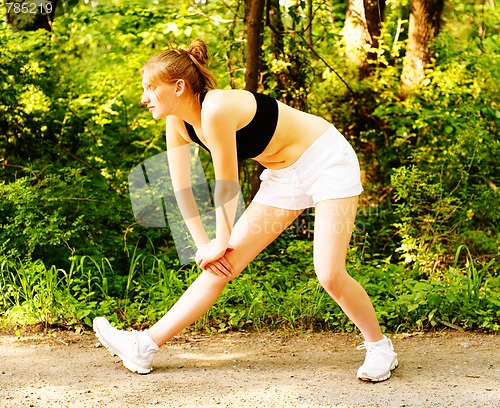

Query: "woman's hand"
<box><xmin>203</xmin><ymin>253</ymin><xmax>234</xmax><ymax>278</ymax></box>
<box><xmin>195</xmin><ymin>241</ymin><xmax>234</xmax><ymax>277</ymax></box>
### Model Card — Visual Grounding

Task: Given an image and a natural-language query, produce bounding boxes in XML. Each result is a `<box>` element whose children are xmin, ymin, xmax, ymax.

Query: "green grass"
<box><xmin>0</xmin><ymin>240</ymin><xmax>498</xmax><ymax>334</ymax></box>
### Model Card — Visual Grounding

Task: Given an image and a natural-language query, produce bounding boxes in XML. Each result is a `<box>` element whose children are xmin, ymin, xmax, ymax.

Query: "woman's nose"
<box><xmin>141</xmin><ymin>93</ymin><xmax>149</xmax><ymax>104</ymax></box>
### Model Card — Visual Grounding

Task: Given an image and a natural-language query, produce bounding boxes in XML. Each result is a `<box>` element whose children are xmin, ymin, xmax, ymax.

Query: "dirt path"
<box><xmin>0</xmin><ymin>329</ymin><xmax>498</xmax><ymax>407</ymax></box>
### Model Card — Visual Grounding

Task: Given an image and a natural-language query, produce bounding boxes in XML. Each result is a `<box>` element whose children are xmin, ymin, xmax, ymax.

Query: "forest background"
<box><xmin>0</xmin><ymin>0</ymin><xmax>498</xmax><ymax>336</ymax></box>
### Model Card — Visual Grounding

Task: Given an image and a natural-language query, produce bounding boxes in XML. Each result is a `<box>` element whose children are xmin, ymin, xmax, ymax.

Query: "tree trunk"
<box><xmin>399</xmin><ymin>0</ymin><xmax>445</xmax><ymax>97</ymax></box>
<box><xmin>344</xmin><ymin>0</ymin><xmax>368</xmax><ymax>69</ymax></box>
<box><xmin>363</xmin><ymin>0</ymin><xmax>386</xmax><ymax>77</ymax></box>
<box><xmin>343</xmin><ymin>0</ymin><xmax>385</xmax><ymax>77</ymax></box>
<box><xmin>244</xmin><ymin>0</ymin><xmax>265</xmax><ymax>92</ymax></box>
<box><xmin>243</xmin><ymin>0</ymin><xmax>266</xmax><ymax>203</ymax></box>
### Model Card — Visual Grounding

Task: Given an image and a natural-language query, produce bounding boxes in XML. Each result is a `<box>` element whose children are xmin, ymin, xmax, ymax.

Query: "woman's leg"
<box><xmin>147</xmin><ymin>202</ymin><xmax>303</xmax><ymax>346</ymax></box>
<box><xmin>314</xmin><ymin>196</ymin><xmax>398</xmax><ymax>381</ymax></box>
<box><xmin>313</xmin><ymin>196</ymin><xmax>383</xmax><ymax>342</ymax></box>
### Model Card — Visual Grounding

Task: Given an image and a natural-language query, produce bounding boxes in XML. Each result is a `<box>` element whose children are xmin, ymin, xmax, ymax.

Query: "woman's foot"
<box><xmin>356</xmin><ymin>336</ymin><xmax>398</xmax><ymax>382</ymax></box>
<box><xmin>93</xmin><ymin>317</ymin><xmax>159</xmax><ymax>374</ymax></box>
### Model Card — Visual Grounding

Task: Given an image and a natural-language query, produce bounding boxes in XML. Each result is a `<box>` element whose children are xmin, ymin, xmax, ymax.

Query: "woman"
<box><xmin>93</xmin><ymin>39</ymin><xmax>398</xmax><ymax>382</ymax></box>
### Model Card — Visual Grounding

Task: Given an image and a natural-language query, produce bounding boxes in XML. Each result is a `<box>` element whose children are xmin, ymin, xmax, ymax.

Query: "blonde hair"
<box><xmin>141</xmin><ymin>39</ymin><xmax>217</xmax><ymax>97</ymax></box>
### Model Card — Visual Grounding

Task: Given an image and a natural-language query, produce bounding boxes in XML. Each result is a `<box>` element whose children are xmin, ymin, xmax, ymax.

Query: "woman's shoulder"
<box><xmin>201</xmin><ymin>89</ymin><xmax>256</xmax><ymax>122</ymax></box>
<box><xmin>203</xmin><ymin>89</ymin><xmax>254</xmax><ymax>105</ymax></box>
<box><xmin>200</xmin><ymin>89</ymin><xmax>267</xmax><ymax>133</ymax></box>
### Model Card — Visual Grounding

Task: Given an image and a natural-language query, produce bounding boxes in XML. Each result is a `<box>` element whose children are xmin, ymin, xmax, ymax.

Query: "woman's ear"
<box><xmin>175</xmin><ymin>79</ymin><xmax>186</xmax><ymax>95</ymax></box>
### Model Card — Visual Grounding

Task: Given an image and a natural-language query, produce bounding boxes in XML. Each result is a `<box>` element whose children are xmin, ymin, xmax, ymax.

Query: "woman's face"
<box><xmin>141</xmin><ymin>76</ymin><xmax>178</xmax><ymax>120</ymax></box>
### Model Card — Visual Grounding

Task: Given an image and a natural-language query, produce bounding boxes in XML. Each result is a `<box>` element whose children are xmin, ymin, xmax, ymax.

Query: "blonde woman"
<box><xmin>93</xmin><ymin>39</ymin><xmax>398</xmax><ymax>382</ymax></box>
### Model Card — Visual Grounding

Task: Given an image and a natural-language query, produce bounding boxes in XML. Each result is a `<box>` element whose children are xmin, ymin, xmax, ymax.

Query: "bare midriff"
<box><xmin>254</xmin><ymin>101</ymin><xmax>332</xmax><ymax>170</ymax></box>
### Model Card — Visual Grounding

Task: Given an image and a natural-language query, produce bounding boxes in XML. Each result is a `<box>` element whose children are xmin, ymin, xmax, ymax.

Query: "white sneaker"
<box><xmin>356</xmin><ymin>336</ymin><xmax>398</xmax><ymax>382</ymax></box>
<box><xmin>93</xmin><ymin>317</ymin><xmax>159</xmax><ymax>374</ymax></box>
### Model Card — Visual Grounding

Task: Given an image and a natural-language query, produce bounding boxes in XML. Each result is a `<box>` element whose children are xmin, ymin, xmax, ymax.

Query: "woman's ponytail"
<box><xmin>141</xmin><ymin>39</ymin><xmax>217</xmax><ymax>97</ymax></box>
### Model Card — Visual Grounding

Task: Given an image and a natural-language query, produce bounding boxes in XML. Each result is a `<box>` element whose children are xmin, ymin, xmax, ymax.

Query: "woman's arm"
<box><xmin>167</xmin><ymin>116</ymin><xmax>234</xmax><ymax>278</ymax></box>
<box><xmin>166</xmin><ymin>117</ymin><xmax>210</xmax><ymax>248</ymax></box>
<box><xmin>194</xmin><ymin>92</ymin><xmax>241</xmax><ymax>269</ymax></box>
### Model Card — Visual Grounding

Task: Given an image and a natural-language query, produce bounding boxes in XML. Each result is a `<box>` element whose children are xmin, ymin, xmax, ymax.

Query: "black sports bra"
<box><xmin>183</xmin><ymin>92</ymin><xmax>279</xmax><ymax>161</ymax></box>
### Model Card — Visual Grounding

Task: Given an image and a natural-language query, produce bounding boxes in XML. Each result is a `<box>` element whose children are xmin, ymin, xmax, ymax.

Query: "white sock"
<box><xmin>364</xmin><ymin>336</ymin><xmax>388</xmax><ymax>346</ymax></box>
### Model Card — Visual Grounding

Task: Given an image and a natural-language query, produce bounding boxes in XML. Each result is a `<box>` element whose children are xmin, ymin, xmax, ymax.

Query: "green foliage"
<box><xmin>0</xmin><ymin>257</ymin><xmax>100</xmax><ymax>329</ymax></box>
<box><xmin>1</xmin><ymin>239</ymin><xmax>498</xmax><ymax>333</ymax></box>
<box><xmin>0</xmin><ymin>172</ymin><xmax>88</xmax><ymax>259</ymax></box>
<box><xmin>352</xmin><ymin>247</ymin><xmax>499</xmax><ymax>332</ymax></box>
<box><xmin>0</xmin><ymin>0</ymin><xmax>498</xmax><ymax>335</ymax></box>
<box><xmin>0</xmin><ymin>0</ymin><xmax>247</xmax><ymax>263</ymax></box>
<box><xmin>0</xmin><ymin>166</ymin><xmax>136</xmax><ymax>269</ymax></box>
<box><xmin>0</xmin><ymin>26</ymin><xmax>59</xmax><ymax>164</ymax></box>
<box><xmin>377</xmin><ymin>30</ymin><xmax>500</xmax><ymax>267</ymax></box>
<box><xmin>315</xmin><ymin>1</ymin><xmax>500</xmax><ymax>268</ymax></box>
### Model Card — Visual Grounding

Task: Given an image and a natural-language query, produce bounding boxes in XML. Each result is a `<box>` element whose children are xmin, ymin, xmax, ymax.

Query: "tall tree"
<box><xmin>364</xmin><ymin>0</ymin><xmax>385</xmax><ymax>76</ymax></box>
<box><xmin>343</xmin><ymin>0</ymin><xmax>385</xmax><ymax>78</ymax></box>
<box><xmin>243</xmin><ymin>0</ymin><xmax>266</xmax><ymax>202</ymax></box>
<box><xmin>399</xmin><ymin>0</ymin><xmax>445</xmax><ymax>97</ymax></box>
<box><xmin>244</xmin><ymin>0</ymin><xmax>265</xmax><ymax>92</ymax></box>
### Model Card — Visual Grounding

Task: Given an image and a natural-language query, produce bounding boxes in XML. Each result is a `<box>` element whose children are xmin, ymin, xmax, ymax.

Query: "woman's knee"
<box><xmin>227</xmin><ymin>262</ymin><xmax>247</xmax><ymax>282</ymax></box>
<box><xmin>223</xmin><ymin>248</ymin><xmax>252</xmax><ymax>281</ymax></box>
<box><xmin>203</xmin><ymin>259</ymin><xmax>245</xmax><ymax>285</ymax></box>
<box><xmin>315</xmin><ymin>266</ymin><xmax>350</xmax><ymax>297</ymax></box>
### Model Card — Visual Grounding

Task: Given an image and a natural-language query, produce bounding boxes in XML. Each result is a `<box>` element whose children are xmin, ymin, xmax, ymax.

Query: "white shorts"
<box><xmin>253</xmin><ymin>126</ymin><xmax>363</xmax><ymax>210</ymax></box>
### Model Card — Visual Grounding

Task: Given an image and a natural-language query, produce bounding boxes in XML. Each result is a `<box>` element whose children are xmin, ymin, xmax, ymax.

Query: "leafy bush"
<box><xmin>1</xmin><ymin>239</ymin><xmax>498</xmax><ymax>333</ymax></box>
<box><xmin>314</xmin><ymin>3</ymin><xmax>500</xmax><ymax>269</ymax></box>
<box><xmin>0</xmin><ymin>167</ymin><xmax>135</xmax><ymax>268</ymax></box>
<box><xmin>381</xmin><ymin>40</ymin><xmax>500</xmax><ymax>268</ymax></box>
<box><xmin>0</xmin><ymin>1</ymin><xmax>498</xmax><ymax>334</ymax></box>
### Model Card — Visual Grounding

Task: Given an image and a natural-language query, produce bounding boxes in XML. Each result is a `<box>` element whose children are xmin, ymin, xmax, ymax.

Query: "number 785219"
<box><xmin>5</xmin><ymin>1</ymin><xmax>53</xmax><ymax>15</ymax></box>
